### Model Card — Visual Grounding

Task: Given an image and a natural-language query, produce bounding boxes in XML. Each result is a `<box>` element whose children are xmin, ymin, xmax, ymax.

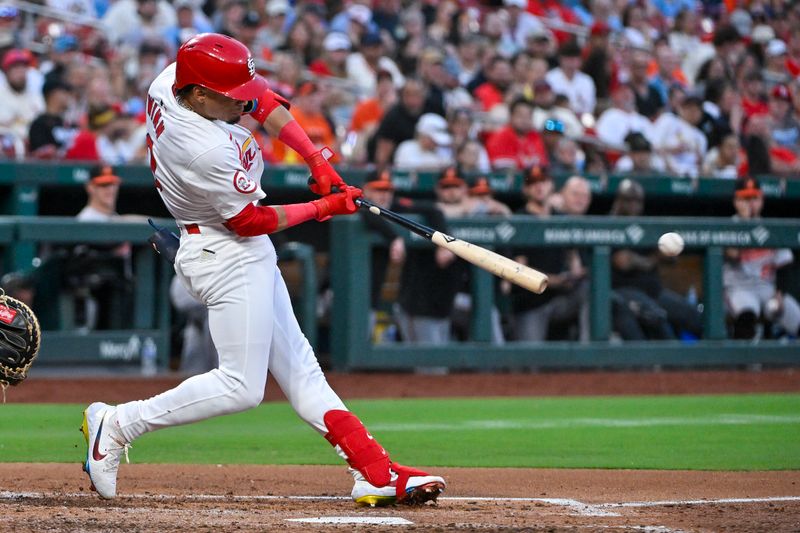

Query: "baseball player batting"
<box><xmin>81</xmin><ymin>33</ymin><xmax>445</xmax><ymax>506</ymax></box>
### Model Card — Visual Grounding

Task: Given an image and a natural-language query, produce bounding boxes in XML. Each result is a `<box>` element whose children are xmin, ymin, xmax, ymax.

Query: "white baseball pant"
<box><xmin>115</xmin><ymin>227</ymin><xmax>346</xmax><ymax>442</ymax></box>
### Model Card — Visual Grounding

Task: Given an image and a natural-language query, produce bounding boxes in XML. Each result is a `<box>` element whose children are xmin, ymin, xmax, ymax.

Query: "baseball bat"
<box><xmin>355</xmin><ymin>197</ymin><xmax>548</xmax><ymax>294</ymax></box>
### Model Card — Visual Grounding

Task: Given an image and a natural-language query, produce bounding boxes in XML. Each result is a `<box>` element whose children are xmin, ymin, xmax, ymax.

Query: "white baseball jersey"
<box><xmin>144</xmin><ymin>63</ymin><xmax>266</xmax><ymax>225</ymax></box>
<box><xmin>115</xmin><ymin>62</ymin><xmax>348</xmax><ymax>447</ymax></box>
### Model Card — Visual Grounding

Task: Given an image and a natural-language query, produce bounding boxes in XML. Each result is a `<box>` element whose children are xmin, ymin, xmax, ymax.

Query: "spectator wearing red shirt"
<box><xmin>485</xmin><ymin>97</ymin><xmax>548</xmax><ymax>170</ymax></box>
<box><xmin>65</xmin><ymin>106</ymin><xmax>117</xmax><ymax>161</ymax></box>
<box><xmin>740</xmin><ymin>70</ymin><xmax>768</xmax><ymax>119</ymax></box>
<box><xmin>309</xmin><ymin>32</ymin><xmax>351</xmax><ymax>78</ymax></box>
<box><xmin>473</xmin><ymin>56</ymin><xmax>513</xmax><ymax>112</ymax></box>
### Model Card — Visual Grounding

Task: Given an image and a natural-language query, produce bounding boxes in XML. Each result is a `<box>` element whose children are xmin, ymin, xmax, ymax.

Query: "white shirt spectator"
<box><xmin>681</xmin><ymin>42</ymin><xmax>715</xmax><ymax>86</ymax></box>
<box><xmin>77</xmin><ymin>205</ymin><xmax>118</xmax><ymax>222</ymax></box>
<box><xmin>48</xmin><ymin>0</ymin><xmax>97</xmax><ymax>18</ymax></box>
<box><xmin>102</xmin><ymin>0</ymin><xmax>176</xmax><ymax>49</ymax></box>
<box><xmin>614</xmin><ymin>153</ymin><xmax>667</xmax><ymax>173</ymax></box>
<box><xmin>393</xmin><ymin>140</ymin><xmax>452</xmax><ymax>170</ymax></box>
<box><xmin>652</xmin><ymin>112</ymin><xmax>707</xmax><ymax>177</ymax></box>
<box><xmin>501</xmin><ymin>11</ymin><xmax>544</xmax><ymax>54</ymax></box>
<box><xmin>0</xmin><ymin>69</ymin><xmax>45</xmax><ymax>152</ymax></box>
<box><xmin>346</xmin><ymin>53</ymin><xmax>405</xmax><ymax>95</ymax></box>
<box><xmin>595</xmin><ymin>107</ymin><xmax>655</xmax><ymax>147</ymax></box>
<box><xmin>668</xmin><ymin>31</ymin><xmax>700</xmax><ymax>63</ymax></box>
<box><xmin>702</xmin><ymin>147</ymin><xmax>739</xmax><ymax>179</ymax></box>
<box><xmin>545</xmin><ymin>68</ymin><xmax>596</xmax><ymax>115</ymax></box>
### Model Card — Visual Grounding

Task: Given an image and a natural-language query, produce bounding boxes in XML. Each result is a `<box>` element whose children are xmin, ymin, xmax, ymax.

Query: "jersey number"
<box><xmin>145</xmin><ymin>133</ymin><xmax>162</xmax><ymax>191</ymax></box>
<box><xmin>145</xmin><ymin>95</ymin><xmax>166</xmax><ymax>190</ymax></box>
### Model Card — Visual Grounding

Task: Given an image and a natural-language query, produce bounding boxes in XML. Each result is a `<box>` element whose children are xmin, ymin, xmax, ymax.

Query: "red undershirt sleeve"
<box><xmin>277</xmin><ymin>120</ymin><xmax>317</xmax><ymax>160</ymax></box>
<box><xmin>224</xmin><ymin>202</ymin><xmax>318</xmax><ymax>237</ymax></box>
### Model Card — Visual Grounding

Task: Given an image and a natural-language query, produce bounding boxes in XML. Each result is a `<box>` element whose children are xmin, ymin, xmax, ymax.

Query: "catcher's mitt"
<box><xmin>0</xmin><ymin>289</ymin><xmax>41</xmax><ymax>390</ymax></box>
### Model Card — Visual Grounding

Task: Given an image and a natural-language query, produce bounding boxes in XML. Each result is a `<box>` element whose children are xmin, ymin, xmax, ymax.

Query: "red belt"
<box><xmin>185</xmin><ymin>223</ymin><xmax>201</xmax><ymax>234</ymax></box>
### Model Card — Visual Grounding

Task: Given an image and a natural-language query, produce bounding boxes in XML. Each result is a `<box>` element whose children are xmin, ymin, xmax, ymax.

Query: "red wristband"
<box><xmin>225</xmin><ymin>202</ymin><xmax>318</xmax><ymax>237</ymax></box>
<box><xmin>277</xmin><ymin>120</ymin><xmax>317</xmax><ymax>160</ymax></box>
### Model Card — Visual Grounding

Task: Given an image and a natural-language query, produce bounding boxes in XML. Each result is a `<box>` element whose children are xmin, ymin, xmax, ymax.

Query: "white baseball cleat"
<box><xmin>80</xmin><ymin>402</ymin><xmax>131</xmax><ymax>499</ymax></box>
<box><xmin>351</xmin><ymin>463</ymin><xmax>445</xmax><ymax>507</ymax></box>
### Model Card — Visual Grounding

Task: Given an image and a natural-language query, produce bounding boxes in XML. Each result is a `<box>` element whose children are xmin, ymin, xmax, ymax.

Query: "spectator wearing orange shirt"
<box><xmin>485</xmin><ymin>97</ymin><xmax>548</xmax><ymax>170</ymax></box>
<box><xmin>271</xmin><ymin>81</ymin><xmax>339</xmax><ymax>164</ymax></box>
<box><xmin>349</xmin><ymin>70</ymin><xmax>397</xmax><ymax>164</ymax></box>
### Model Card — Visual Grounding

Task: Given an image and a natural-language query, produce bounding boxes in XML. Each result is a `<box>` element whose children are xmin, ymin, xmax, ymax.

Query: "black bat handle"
<box><xmin>355</xmin><ymin>197</ymin><xmax>436</xmax><ymax>241</ymax></box>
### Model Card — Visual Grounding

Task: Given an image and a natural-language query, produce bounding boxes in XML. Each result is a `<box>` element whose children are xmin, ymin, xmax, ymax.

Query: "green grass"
<box><xmin>1</xmin><ymin>394</ymin><xmax>799</xmax><ymax>470</ymax></box>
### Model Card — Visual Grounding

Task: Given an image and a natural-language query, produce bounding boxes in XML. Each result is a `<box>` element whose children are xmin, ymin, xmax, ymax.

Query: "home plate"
<box><xmin>286</xmin><ymin>517</ymin><xmax>413</xmax><ymax>525</ymax></box>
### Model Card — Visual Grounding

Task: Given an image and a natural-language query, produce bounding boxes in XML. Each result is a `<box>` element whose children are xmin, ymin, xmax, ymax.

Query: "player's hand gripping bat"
<box><xmin>356</xmin><ymin>197</ymin><xmax>548</xmax><ymax>294</ymax></box>
<box><xmin>305</xmin><ymin>151</ymin><xmax>546</xmax><ymax>294</ymax></box>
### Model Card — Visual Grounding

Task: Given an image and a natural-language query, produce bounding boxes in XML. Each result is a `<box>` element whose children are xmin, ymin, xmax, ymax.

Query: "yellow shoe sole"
<box><xmin>354</xmin><ymin>495</ymin><xmax>397</xmax><ymax>507</ymax></box>
<box><xmin>80</xmin><ymin>408</ymin><xmax>90</xmax><ymax>446</ymax></box>
<box><xmin>355</xmin><ymin>482</ymin><xmax>445</xmax><ymax>507</ymax></box>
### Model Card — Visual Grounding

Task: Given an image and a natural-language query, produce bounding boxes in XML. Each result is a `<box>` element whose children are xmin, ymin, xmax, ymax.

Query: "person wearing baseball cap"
<box><xmin>393</xmin><ymin>113</ymin><xmax>452</xmax><ymax>170</ymax></box>
<box><xmin>521</xmin><ymin>165</ymin><xmax>554</xmax><ymax>217</ymax></box>
<box><xmin>651</xmin><ymin>91</ymin><xmax>707</xmax><ymax>177</ymax></box>
<box><xmin>512</xmin><ymin>164</ymin><xmax>589</xmax><ymax>342</ymax></box>
<box><xmin>608</xmin><ymin>179</ymin><xmax>703</xmax><ymax>341</ymax></box>
<box><xmin>77</xmin><ymin>165</ymin><xmax>124</xmax><ymax>221</ymax></box>
<box><xmin>763</xmin><ymin>38</ymin><xmax>793</xmax><ymax>87</ymax></box>
<box><xmin>726</xmin><ymin>176</ymin><xmax>800</xmax><ymax>339</ymax></box>
<box><xmin>362</xmin><ymin>168</ymin><xmax>396</xmax><ymax>210</ymax></box>
<box><xmin>28</xmin><ymin>79</ymin><xmax>78</xmax><ymax>158</ymax></box>
<box><xmin>71</xmin><ymin>164</ymin><xmax>133</xmax><ymax>332</ymax></box>
<box><xmin>467</xmin><ymin>176</ymin><xmax>512</xmax><ymax>216</ymax></box>
<box><xmin>346</xmin><ymin>28</ymin><xmax>404</xmax><ymax>95</ymax></box>
<box><xmin>615</xmin><ymin>132</ymin><xmax>667</xmax><ymax>176</ymax></box>
<box><xmin>80</xmin><ymin>31</ymin><xmax>447</xmax><ymax>508</ymax></box>
<box><xmin>525</xmin><ymin>26</ymin><xmax>555</xmax><ymax>59</ymax></box>
<box><xmin>359</xmin><ymin>168</ymin><xmax>406</xmax><ymax>332</ymax></box>
<box><xmin>0</xmin><ymin>48</ymin><xmax>44</xmax><ymax>149</ymax></box>
<box><xmin>432</xmin><ymin>166</ymin><xmax>470</xmax><ymax>218</ymax></box>
<box><xmin>309</xmin><ymin>32</ymin><xmax>351</xmax><ymax>78</ymax></box>
<box><xmin>764</xmin><ymin>84</ymin><xmax>800</xmax><ymax>153</ymax></box>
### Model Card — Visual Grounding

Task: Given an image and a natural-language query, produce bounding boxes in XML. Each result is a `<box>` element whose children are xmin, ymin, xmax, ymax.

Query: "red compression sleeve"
<box><xmin>225</xmin><ymin>202</ymin><xmax>318</xmax><ymax>237</ymax></box>
<box><xmin>277</xmin><ymin>120</ymin><xmax>317</xmax><ymax>160</ymax></box>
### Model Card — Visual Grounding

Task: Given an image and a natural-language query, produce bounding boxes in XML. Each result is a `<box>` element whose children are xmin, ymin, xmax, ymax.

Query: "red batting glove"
<box><xmin>311</xmin><ymin>186</ymin><xmax>363</xmax><ymax>221</ymax></box>
<box><xmin>307</xmin><ymin>147</ymin><xmax>347</xmax><ymax>196</ymax></box>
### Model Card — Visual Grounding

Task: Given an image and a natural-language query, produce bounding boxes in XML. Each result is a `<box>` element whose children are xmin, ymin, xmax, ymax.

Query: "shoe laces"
<box><xmin>102</xmin><ymin>434</ymin><xmax>131</xmax><ymax>473</ymax></box>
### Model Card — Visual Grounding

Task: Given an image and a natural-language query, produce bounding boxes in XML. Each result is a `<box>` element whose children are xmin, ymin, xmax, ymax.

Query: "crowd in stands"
<box><xmin>1</xmin><ymin>0</ymin><xmax>800</xmax><ymax>177</ymax></box>
<box><xmin>0</xmin><ymin>0</ymin><xmax>798</xmax><ymax>347</ymax></box>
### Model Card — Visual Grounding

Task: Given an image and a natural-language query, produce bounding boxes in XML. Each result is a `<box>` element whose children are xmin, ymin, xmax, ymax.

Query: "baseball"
<box><xmin>658</xmin><ymin>232</ymin><xmax>684</xmax><ymax>256</ymax></box>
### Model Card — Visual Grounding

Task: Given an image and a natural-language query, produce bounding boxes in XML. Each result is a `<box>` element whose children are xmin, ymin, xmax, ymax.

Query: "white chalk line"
<box><xmin>601</xmin><ymin>496</ymin><xmax>800</xmax><ymax>508</ymax></box>
<box><xmin>286</xmin><ymin>517</ymin><xmax>414</xmax><ymax>525</ymax></box>
<box><xmin>2</xmin><ymin>490</ymin><xmax>798</xmax><ymax>513</ymax></box>
<box><xmin>367</xmin><ymin>414</ymin><xmax>800</xmax><ymax>432</ymax></box>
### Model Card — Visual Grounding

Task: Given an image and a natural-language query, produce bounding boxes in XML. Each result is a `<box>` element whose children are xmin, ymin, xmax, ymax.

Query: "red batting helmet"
<box><xmin>175</xmin><ymin>33</ymin><xmax>268</xmax><ymax>101</ymax></box>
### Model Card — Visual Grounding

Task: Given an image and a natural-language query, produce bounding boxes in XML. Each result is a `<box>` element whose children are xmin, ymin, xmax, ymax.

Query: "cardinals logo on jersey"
<box><xmin>233</xmin><ymin>170</ymin><xmax>257</xmax><ymax>194</ymax></box>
